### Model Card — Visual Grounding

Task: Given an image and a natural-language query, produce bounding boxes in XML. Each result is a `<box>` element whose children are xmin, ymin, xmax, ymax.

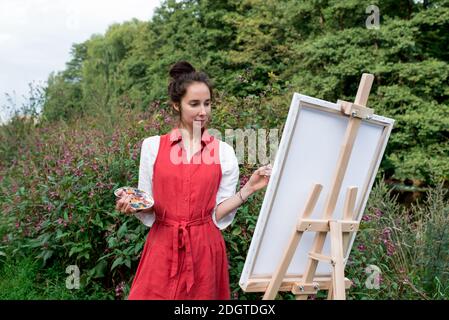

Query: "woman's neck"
<box><xmin>178</xmin><ymin>123</ymin><xmax>204</xmax><ymax>144</ymax></box>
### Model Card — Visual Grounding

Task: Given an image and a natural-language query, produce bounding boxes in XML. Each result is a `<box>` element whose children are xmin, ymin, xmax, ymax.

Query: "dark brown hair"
<box><xmin>168</xmin><ymin>61</ymin><xmax>214</xmax><ymax>120</ymax></box>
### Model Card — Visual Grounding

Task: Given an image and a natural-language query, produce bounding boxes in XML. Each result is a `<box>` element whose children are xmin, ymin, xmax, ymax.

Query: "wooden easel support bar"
<box><xmin>297</xmin><ymin>219</ymin><xmax>359</xmax><ymax>233</ymax></box>
<box><xmin>338</xmin><ymin>100</ymin><xmax>374</xmax><ymax>119</ymax></box>
<box><xmin>308</xmin><ymin>252</ymin><xmax>348</xmax><ymax>265</ymax></box>
<box><xmin>291</xmin><ymin>282</ymin><xmax>319</xmax><ymax>295</ymax></box>
<box><xmin>244</xmin><ymin>277</ymin><xmax>351</xmax><ymax>292</ymax></box>
<box><xmin>308</xmin><ymin>252</ymin><xmax>332</xmax><ymax>263</ymax></box>
<box><xmin>292</xmin><ymin>279</ymin><xmax>352</xmax><ymax>295</ymax></box>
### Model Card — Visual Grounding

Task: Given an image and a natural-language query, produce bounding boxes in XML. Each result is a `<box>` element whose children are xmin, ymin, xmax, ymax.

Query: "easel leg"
<box><xmin>330</xmin><ymin>220</ymin><xmax>346</xmax><ymax>300</ymax></box>
<box><xmin>327</xmin><ymin>283</ymin><xmax>333</xmax><ymax>300</ymax></box>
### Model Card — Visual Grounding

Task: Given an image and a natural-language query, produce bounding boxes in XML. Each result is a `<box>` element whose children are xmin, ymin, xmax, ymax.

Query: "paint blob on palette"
<box><xmin>114</xmin><ymin>186</ymin><xmax>154</xmax><ymax>210</ymax></box>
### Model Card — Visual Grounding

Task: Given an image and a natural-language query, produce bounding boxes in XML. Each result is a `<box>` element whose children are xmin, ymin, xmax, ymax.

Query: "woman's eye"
<box><xmin>190</xmin><ymin>103</ymin><xmax>210</xmax><ymax>107</ymax></box>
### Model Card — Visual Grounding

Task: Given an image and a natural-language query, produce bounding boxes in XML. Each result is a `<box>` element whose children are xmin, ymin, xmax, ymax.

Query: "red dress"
<box><xmin>127</xmin><ymin>128</ymin><xmax>231</xmax><ymax>300</ymax></box>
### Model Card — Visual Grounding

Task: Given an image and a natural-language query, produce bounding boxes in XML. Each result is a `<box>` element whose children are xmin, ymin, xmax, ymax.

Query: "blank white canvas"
<box><xmin>239</xmin><ymin>93</ymin><xmax>394</xmax><ymax>289</ymax></box>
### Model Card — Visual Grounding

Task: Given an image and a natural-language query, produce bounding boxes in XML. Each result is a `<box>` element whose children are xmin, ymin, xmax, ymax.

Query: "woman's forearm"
<box><xmin>137</xmin><ymin>184</ymin><xmax>254</xmax><ymax>221</ymax></box>
<box><xmin>215</xmin><ymin>184</ymin><xmax>255</xmax><ymax>222</ymax></box>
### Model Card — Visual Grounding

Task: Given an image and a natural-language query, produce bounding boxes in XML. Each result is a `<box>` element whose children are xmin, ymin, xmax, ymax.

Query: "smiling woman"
<box><xmin>115</xmin><ymin>60</ymin><xmax>272</xmax><ymax>300</ymax></box>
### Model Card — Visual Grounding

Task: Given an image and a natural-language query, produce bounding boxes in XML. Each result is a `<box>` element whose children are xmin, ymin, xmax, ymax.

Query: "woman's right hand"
<box><xmin>115</xmin><ymin>190</ymin><xmax>138</xmax><ymax>215</ymax></box>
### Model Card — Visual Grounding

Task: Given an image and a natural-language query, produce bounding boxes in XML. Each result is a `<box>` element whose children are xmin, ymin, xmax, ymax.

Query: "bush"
<box><xmin>346</xmin><ymin>179</ymin><xmax>449</xmax><ymax>300</ymax></box>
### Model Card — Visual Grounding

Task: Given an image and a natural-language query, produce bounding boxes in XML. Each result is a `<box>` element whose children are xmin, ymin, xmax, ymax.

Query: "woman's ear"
<box><xmin>173</xmin><ymin>103</ymin><xmax>180</xmax><ymax>112</ymax></box>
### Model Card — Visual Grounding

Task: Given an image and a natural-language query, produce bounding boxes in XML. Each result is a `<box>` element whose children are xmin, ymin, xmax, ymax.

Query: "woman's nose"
<box><xmin>199</xmin><ymin>105</ymin><xmax>207</xmax><ymax>115</ymax></box>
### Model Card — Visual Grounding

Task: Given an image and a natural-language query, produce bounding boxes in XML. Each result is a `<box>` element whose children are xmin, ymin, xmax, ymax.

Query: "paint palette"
<box><xmin>114</xmin><ymin>186</ymin><xmax>154</xmax><ymax>210</ymax></box>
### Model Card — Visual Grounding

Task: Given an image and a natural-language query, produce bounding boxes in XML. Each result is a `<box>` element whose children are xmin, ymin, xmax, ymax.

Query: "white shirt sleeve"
<box><xmin>212</xmin><ymin>141</ymin><xmax>240</xmax><ymax>230</ymax></box>
<box><xmin>134</xmin><ymin>136</ymin><xmax>160</xmax><ymax>227</ymax></box>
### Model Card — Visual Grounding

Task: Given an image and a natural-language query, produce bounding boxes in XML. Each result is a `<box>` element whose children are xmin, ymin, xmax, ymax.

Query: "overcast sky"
<box><xmin>0</xmin><ymin>0</ymin><xmax>161</xmax><ymax>124</ymax></box>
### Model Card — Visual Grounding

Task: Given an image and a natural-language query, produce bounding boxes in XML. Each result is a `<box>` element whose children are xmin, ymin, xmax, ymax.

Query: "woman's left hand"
<box><xmin>246</xmin><ymin>164</ymin><xmax>272</xmax><ymax>193</ymax></box>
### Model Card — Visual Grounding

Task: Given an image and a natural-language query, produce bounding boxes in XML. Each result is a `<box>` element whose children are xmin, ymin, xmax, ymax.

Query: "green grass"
<box><xmin>0</xmin><ymin>255</ymin><xmax>114</xmax><ymax>300</ymax></box>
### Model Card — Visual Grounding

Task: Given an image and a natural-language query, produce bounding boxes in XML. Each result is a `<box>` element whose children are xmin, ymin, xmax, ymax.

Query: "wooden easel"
<box><xmin>263</xmin><ymin>74</ymin><xmax>375</xmax><ymax>300</ymax></box>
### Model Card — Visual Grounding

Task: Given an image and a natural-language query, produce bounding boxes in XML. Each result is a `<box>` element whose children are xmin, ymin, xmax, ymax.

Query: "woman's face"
<box><xmin>174</xmin><ymin>82</ymin><xmax>211</xmax><ymax>130</ymax></box>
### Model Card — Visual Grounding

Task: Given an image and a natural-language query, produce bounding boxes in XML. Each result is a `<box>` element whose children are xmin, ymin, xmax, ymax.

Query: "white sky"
<box><xmin>0</xmin><ymin>0</ymin><xmax>161</xmax><ymax>124</ymax></box>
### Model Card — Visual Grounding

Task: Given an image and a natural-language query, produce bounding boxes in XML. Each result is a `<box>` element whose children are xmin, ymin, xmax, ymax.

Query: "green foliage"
<box><xmin>346</xmin><ymin>179</ymin><xmax>449</xmax><ymax>300</ymax></box>
<box><xmin>36</xmin><ymin>0</ymin><xmax>449</xmax><ymax>184</ymax></box>
<box><xmin>0</xmin><ymin>254</ymin><xmax>114</xmax><ymax>300</ymax></box>
<box><xmin>0</xmin><ymin>108</ymin><xmax>161</xmax><ymax>299</ymax></box>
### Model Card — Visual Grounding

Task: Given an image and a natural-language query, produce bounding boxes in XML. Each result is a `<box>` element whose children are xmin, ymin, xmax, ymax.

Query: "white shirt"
<box><xmin>134</xmin><ymin>135</ymin><xmax>240</xmax><ymax>230</ymax></box>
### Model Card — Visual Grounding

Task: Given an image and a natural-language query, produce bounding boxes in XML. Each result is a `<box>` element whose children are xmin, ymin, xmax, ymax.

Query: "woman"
<box><xmin>116</xmin><ymin>61</ymin><xmax>272</xmax><ymax>299</ymax></box>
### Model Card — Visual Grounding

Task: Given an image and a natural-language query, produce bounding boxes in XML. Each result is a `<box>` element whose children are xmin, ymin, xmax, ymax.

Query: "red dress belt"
<box><xmin>155</xmin><ymin>214</ymin><xmax>212</xmax><ymax>294</ymax></box>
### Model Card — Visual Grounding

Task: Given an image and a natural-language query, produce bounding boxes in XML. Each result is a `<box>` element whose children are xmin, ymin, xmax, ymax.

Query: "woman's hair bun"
<box><xmin>169</xmin><ymin>61</ymin><xmax>196</xmax><ymax>79</ymax></box>
<box><xmin>167</xmin><ymin>60</ymin><xmax>213</xmax><ymax>109</ymax></box>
